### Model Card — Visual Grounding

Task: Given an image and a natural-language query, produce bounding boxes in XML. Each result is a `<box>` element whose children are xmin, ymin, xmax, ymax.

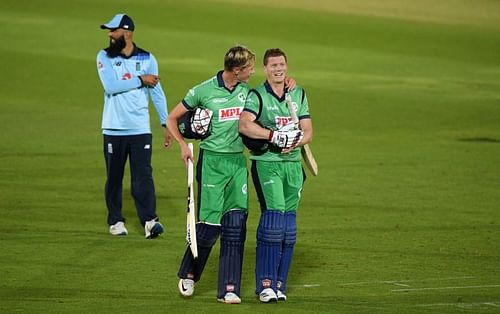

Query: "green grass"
<box><xmin>1</xmin><ymin>0</ymin><xmax>500</xmax><ymax>313</ymax></box>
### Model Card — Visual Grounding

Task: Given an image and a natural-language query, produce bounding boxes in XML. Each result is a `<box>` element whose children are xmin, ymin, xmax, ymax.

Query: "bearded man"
<box><xmin>96</xmin><ymin>13</ymin><xmax>171</xmax><ymax>238</ymax></box>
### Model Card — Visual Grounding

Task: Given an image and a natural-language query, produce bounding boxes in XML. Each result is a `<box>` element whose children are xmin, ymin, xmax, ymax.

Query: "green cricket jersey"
<box><xmin>243</xmin><ymin>81</ymin><xmax>310</xmax><ymax>162</ymax></box>
<box><xmin>182</xmin><ymin>71</ymin><xmax>249</xmax><ymax>153</ymax></box>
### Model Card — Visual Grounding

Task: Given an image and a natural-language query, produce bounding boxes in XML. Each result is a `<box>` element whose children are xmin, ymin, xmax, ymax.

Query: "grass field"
<box><xmin>1</xmin><ymin>0</ymin><xmax>500</xmax><ymax>313</ymax></box>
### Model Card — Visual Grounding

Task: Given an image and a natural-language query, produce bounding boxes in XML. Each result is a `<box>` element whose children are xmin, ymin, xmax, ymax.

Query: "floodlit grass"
<box><xmin>0</xmin><ymin>0</ymin><xmax>499</xmax><ymax>313</ymax></box>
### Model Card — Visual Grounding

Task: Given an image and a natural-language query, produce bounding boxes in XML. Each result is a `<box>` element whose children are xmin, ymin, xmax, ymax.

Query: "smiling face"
<box><xmin>263</xmin><ymin>55</ymin><xmax>287</xmax><ymax>84</ymax></box>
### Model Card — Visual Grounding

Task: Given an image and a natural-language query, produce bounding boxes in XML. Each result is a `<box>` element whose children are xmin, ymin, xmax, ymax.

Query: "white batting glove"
<box><xmin>191</xmin><ymin>108</ymin><xmax>213</xmax><ymax>137</ymax></box>
<box><xmin>269</xmin><ymin>129</ymin><xmax>304</xmax><ymax>149</ymax></box>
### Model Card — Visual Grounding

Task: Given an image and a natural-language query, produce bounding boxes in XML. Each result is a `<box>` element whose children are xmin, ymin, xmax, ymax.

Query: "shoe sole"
<box><xmin>147</xmin><ymin>223</ymin><xmax>164</xmax><ymax>239</ymax></box>
<box><xmin>259</xmin><ymin>297</ymin><xmax>278</xmax><ymax>303</ymax></box>
<box><xmin>217</xmin><ymin>298</ymin><xmax>241</xmax><ymax>304</ymax></box>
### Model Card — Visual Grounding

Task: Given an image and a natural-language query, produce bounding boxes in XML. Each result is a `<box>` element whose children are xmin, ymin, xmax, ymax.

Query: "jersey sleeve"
<box><xmin>243</xmin><ymin>90</ymin><xmax>260</xmax><ymax>117</ymax></box>
<box><xmin>147</xmin><ymin>54</ymin><xmax>168</xmax><ymax>125</ymax></box>
<box><xmin>297</xmin><ymin>88</ymin><xmax>310</xmax><ymax>120</ymax></box>
<box><xmin>96</xmin><ymin>50</ymin><xmax>142</xmax><ymax>95</ymax></box>
<box><xmin>182</xmin><ymin>85</ymin><xmax>202</xmax><ymax>110</ymax></box>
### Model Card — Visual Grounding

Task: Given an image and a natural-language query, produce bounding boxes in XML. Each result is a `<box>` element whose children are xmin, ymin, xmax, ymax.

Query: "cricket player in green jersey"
<box><xmin>239</xmin><ymin>48</ymin><xmax>313</xmax><ymax>303</ymax></box>
<box><xmin>167</xmin><ymin>46</ymin><xmax>255</xmax><ymax>304</ymax></box>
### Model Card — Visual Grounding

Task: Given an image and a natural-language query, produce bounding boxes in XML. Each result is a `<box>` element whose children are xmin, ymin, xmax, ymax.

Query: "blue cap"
<box><xmin>100</xmin><ymin>14</ymin><xmax>135</xmax><ymax>31</ymax></box>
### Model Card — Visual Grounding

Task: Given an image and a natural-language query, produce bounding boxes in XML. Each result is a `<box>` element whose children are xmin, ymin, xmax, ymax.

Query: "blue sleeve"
<box><xmin>148</xmin><ymin>54</ymin><xmax>168</xmax><ymax>125</ymax></box>
<box><xmin>96</xmin><ymin>50</ymin><xmax>142</xmax><ymax>95</ymax></box>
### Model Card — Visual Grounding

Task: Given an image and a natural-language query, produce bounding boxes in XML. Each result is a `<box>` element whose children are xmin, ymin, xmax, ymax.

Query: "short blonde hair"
<box><xmin>224</xmin><ymin>45</ymin><xmax>256</xmax><ymax>71</ymax></box>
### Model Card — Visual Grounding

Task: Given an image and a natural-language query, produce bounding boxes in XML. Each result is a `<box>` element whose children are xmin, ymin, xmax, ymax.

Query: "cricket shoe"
<box><xmin>277</xmin><ymin>290</ymin><xmax>287</xmax><ymax>301</ymax></box>
<box><xmin>109</xmin><ymin>221</ymin><xmax>128</xmax><ymax>236</ymax></box>
<box><xmin>259</xmin><ymin>288</ymin><xmax>278</xmax><ymax>303</ymax></box>
<box><xmin>145</xmin><ymin>218</ymin><xmax>164</xmax><ymax>239</ymax></box>
<box><xmin>178</xmin><ymin>279</ymin><xmax>194</xmax><ymax>297</ymax></box>
<box><xmin>217</xmin><ymin>292</ymin><xmax>241</xmax><ymax>304</ymax></box>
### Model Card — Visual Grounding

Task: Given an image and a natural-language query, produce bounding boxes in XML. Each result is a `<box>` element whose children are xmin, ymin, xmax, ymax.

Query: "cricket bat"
<box><xmin>285</xmin><ymin>93</ymin><xmax>318</xmax><ymax>176</ymax></box>
<box><xmin>186</xmin><ymin>143</ymin><xmax>198</xmax><ymax>258</ymax></box>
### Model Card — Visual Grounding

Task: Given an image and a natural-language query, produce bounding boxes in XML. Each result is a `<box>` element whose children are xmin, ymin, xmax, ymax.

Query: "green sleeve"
<box><xmin>243</xmin><ymin>90</ymin><xmax>261</xmax><ymax>117</ymax></box>
<box><xmin>298</xmin><ymin>88</ymin><xmax>310</xmax><ymax>118</ymax></box>
<box><xmin>182</xmin><ymin>86</ymin><xmax>202</xmax><ymax>110</ymax></box>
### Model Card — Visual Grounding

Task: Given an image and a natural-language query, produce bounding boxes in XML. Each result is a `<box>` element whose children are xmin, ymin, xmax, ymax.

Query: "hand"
<box><xmin>140</xmin><ymin>74</ymin><xmax>160</xmax><ymax>87</ymax></box>
<box><xmin>269</xmin><ymin>129</ymin><xmax>303</xmax><ymax>149</ymax></box>
<box><xmin>284</xmin><ymin>76</ymin><xmax>296</xmax><ymax>91</ymax></box>
<box><xmin>180</xmin><ymin>142</ymin><xmax>194</xmax><ymax>168</ymax></box>
<box><xmin>163</xmin><ymin>127</ymin><xmax>173</xmax><ymax>149</ymax></box>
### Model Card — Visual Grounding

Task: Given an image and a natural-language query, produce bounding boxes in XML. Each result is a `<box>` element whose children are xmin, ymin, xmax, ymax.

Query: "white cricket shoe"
<box><xmin>178</xmin><ymin>279</ymin><xmax>194</xmax><ymax>297</ymax></box>
<box><xmin>259</xmin><ymin>288</ymin><xmax>278</xmax><ymax>303</ymax></box>
<box><xmin>109</xmin><ymin>221</ymin><xmax>128</xmax><ymax>236</ymax></box>
<box><xmin>277</xmin><ymin>290</ymin><xmax>287</xmax><ymax>301</ymax></box>
<box><xmin>145</xmin><ymin>219</ymin><xmax>164</xmax><ymax>239</ymax></box>
<box><xmin>217</xmin><ymin>292</ymin><xmax>241</xmax><ymax>304</ymax></box>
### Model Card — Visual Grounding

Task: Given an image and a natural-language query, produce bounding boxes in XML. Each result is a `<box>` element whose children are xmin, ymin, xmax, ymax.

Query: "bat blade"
<box><xmin>186</xmin><ymin>143</ymin><xmax>198</xmax><ymax>258</ymax></box>
<box><xmin>285</xmin><ymin>93</ymin><xmax>318</xmax><ymax>176</ymax></box>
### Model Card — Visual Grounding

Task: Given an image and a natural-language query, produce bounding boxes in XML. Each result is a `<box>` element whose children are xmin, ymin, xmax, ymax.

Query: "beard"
<box><xmin>106</xmin><ymin>36</ymin><xmax>126</xmax><ymax>58</ymax></box>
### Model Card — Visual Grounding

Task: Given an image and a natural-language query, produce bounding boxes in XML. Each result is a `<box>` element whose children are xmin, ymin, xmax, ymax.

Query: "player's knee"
<box><xmin>196</xmin><ymin>223</ymin><xmax>220</xmax><ymax>247</ymax></box>
<box><xmin>257</xmin><ymin>210</ymin><xmax>285</xmax><ymax>243</ymax></box>
<box><xmin>221</xmin><ymin>210</ymin><xmax>247</xmax><ymax>242</ymax></box>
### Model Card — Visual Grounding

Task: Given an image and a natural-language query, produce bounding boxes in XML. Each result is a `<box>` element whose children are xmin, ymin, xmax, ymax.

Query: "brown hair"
<box><xmin>263</xmin><ymin>48</ymin><xmax>287</xmax><ymax>65</ymax></box>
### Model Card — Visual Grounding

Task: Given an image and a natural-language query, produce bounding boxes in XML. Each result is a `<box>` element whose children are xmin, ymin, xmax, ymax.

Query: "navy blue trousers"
<box><xmin>103</xmin><ymin>134</ymin><xmax>157</xmax><ymax>226</ymax></box>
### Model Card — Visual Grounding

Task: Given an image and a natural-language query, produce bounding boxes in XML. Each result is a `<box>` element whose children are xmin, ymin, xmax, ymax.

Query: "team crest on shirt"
<box><xmin>219</xmin><ymin>107</ymin><xmax>242</xmax><ymax>121</ymax></box>
<box><xmin>237</xmin><ymin>92</ymin><xmax>246</xmax><ymax>103</ymax></box>
<box><xmin>122</xmin><ymin>72</ymin><xmax>132</xmax><ymax>80</ymax></box>
<box><xmin>136</xmin><ymin>62</ymin><xmax>141</xmax><ymax>71</ymax></box>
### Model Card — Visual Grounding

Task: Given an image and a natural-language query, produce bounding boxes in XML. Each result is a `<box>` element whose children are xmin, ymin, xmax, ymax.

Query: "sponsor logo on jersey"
<box><xmin>122</xmin><ymin>72</ymin><xmax>132</xmax><ymax>80</ymax></box>
<box><xmin>242</xmin><ymin>184</ymin><xmax>247</xmax><ymax>194</ymax></box>
<box><xmin>275</xmin><ymin>116</ymin><xmax>293</xmax><ymax>129</ymax></box>
<box><xmin>212</xmin><ymin>98</ymin><xmax>228</xmax><ymax>103</ymax></box>
<box><xmin>267</xmin><ymin>105</ymin><xmax>279</xmax><ymax>111</ymax></box>
<box><xmin>98</xmin><ymin>61</ymin><xmax>104</xmax><ymax>69</ymax></box>
<box><xmin>219</xmin><ymin>107</ymin><xmax>242</xmax><ymax>121</ymax></box>
<box><xmin>136</xmin><ymin>62</ymin><xmax>141</xmax><ymax>71</ymax></box>
<box><xmin>114</xmin><ymin>61</ymin><xmax>122</xmax><ymax>66</ymax></box>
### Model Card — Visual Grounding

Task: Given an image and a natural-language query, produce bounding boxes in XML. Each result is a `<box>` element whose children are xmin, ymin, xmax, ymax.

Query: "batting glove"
<box><xmin>191</xmin><ymin>108</ymin><xmax>213</xmax><ymax>137</ymax></box>
<box><xmin>269</xmin><ymin>129</ymin><xmax>304</xmax><ymax>149</ymax></box>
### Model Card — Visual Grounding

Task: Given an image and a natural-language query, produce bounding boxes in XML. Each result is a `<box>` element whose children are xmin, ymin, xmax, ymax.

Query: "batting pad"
<box><xmin>178</xmin><ymin>223</ymin><xmax>220</xmax><ymax>282</ymax></box>
<box><xmin>255</xmin><ymin>210</ymin><xmax>285</xmax><ymax>293</ymax></box>
<box><xmin>218</xmin><ymin>210</ymin><xmax>247</xmax><ymax>298</ymax></box>
<box><xmin>277</xmin><ymin>212</ymin><xmax>297</xmax><ymax>293</ymax></box>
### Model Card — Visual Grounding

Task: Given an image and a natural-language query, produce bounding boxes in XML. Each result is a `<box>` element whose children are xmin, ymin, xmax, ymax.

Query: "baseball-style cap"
<box><xmin>100</xmin><ymin>13</ymin><xmax>135</xmax><ymax>31</ymax></box>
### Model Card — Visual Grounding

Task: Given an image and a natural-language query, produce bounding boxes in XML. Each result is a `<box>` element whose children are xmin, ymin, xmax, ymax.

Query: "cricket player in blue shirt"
<box><xmin>97</xmin><ymin>13</ymin><xmax>171</xmax><ymax>238</ymax></box>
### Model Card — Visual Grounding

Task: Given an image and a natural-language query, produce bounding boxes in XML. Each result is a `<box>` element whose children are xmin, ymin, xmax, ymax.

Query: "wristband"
<box><xmin>268</xmin><ymin>130</ymin><xmax>274</xmax><ymax>141</ymax></box>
